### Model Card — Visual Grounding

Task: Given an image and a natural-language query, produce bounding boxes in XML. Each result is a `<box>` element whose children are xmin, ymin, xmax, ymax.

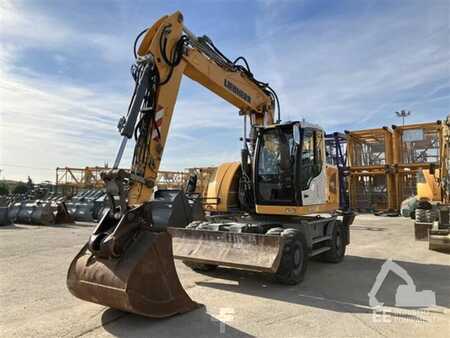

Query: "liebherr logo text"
<box><xmin>224</xmin><ymin>79</ymin><xmax>251</xmax><ymax>103</ymax></box>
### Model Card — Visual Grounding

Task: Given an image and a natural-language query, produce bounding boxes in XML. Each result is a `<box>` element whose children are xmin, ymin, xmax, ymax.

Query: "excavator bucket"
<box><xmin>169</xmin><ymin>228</ymin><xmax>285</xmax><ymax>272</ymax></box>
<box><xmin>15</xmin><ymin>200</ymin><xmax>55</xmax><ymax>225</ymax></box>
<box><xmin>7</xmin><ymin>200</ymin><xmax>73</xmax><ymax>225</ymax></box>
<box><xmin>67</xmin><ymin>207</ymin><xmax>200</xmax><ymax>318</ymax></box>
<box><xmin>0</xmin><ymin>207</ymin><xmax>11</xmax><ymax>226</ymax></box>
<box><xmin>54</xmin><ymin>202</ymin><xmax>74</xmax><ymax>224</ymax></box>
<box><xmin>429</xmin><ymin>230</ymin><xmax>450</xmax><ymax>253</ymax></box>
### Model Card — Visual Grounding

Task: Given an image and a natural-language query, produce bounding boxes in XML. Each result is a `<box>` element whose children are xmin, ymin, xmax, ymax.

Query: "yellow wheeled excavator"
<box><xmin>67</xmin><ymin>11</ymin><xmax>355</xmax><ymax>318</ymax></box>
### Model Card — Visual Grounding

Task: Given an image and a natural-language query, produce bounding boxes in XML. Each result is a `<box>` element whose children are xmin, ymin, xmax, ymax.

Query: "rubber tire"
<box><xmin>266</xmin><ymin>227</ymin><xmax>284</xmax><ymax>236</ymax></box>
<box><xmin>417</xmin><ymin>200</ymin><xmax>432</xmax><ymax>210</ymax></box>
<box><xmin>183</xmin><ymin>261</ymin><xmax>218</xmax><ymax>272</ymax></box>
<box><xmin>415</xmin><ymin>208</ymin><xmax>431</xmax><ymax>223</ymax></box>
<box><xmin>274</xmin><ymin>228</ymin><xmax>308</xmax><ymax>285</ymax></box>
<box><xmin>320</xmin><ymin>221</ymin><xmax>346</xmax><ymax>263</ymax></box>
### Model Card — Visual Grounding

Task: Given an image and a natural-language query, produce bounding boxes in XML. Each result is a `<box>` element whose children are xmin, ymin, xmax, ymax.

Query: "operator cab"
<box><xmin>253</xmin><ymin>122</ymin><xmax>327</xmax><ymax>207</ymax></box>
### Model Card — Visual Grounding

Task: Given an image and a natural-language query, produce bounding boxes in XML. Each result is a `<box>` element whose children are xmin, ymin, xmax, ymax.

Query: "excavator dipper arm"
<box><xmin>67</xmin><ymin>11</ymin><xmax>277</xmax><ymax>318</ymax></box>
<box><xmin>125</xmin><ymin>11</ymin><xmax>275</xmax><ymax>205</ymax></box>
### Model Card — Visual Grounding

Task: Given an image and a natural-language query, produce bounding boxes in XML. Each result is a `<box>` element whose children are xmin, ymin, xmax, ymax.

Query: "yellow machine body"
<box><xmin>417</xmin><ymin>169</ymin><xmax>441</xmax><ymax>202</ymax></box>
<box><xmin>204</xmin><ymin>162</ymin><xmax>339</xmax><ymax>216</ymax></box>
<box><xmin>203</xmin><ymin>162</ymin><xmax>241</xmax><ymax>213</ymax></box>
<box><xmin>67</xmin><ymin>11</ymin><xmax>349</xmax><ymax>320</ymax></box>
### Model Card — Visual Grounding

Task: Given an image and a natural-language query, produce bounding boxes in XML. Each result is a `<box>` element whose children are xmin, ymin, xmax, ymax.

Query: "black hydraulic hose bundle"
<box><xmin>131</xmin><ymin>69</ymin><xmax>154</xmax><ymax>172</ymax></box>
<box><xmin>158</xmin><ymin>28</ymin><xmax>189</xmax><ymax>85</ymax></box>
<box><xmin>130</xmin><ymin>26</ymin><xmax>188</xmax><ymax>173</ymax></box>
<box><xmin>128</xmin><ymin>24</ymin><xmax>283</xmax><ymax>175</ymax></box>
<box><xmin>133</xmin><ymin>28</ymin><xmax>148</xmax><ymax>59</ymax></box>
<box><xmin>132</xmin><ymin>26</ymin><xmax>281</xmax><ymax>122</ymax></box>
<box><xmin>201</xmin><ymin>36</ymin><xmax>281</xmax><ymax>123</ymax></box>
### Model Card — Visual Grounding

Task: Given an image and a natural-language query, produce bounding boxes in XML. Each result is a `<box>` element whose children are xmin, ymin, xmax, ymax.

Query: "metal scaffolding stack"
<box><xmin>392</xmin><ymin>121</ymin><xmax>448</xmax><ymax>207</ymax></box>
<box><xmin>345</xmin><ymin>119</ymin><xmax>448</xmax><ymax>213</ymax></box>
<box><xmin>346</xmin><ymin>127</ymin><xmax>396</xmax><ymax>212</ymax></box>
<box><xmin>347</xmin><ymin>127</ymin><xmax>393</xmax><ymax>167</ymax></box>
<box><xmin>155</xmin><ymin>171</ymin><xmax>190</xmax><ymax>190</ymax></box>
<box><xmin>56</xmin><ymin>167</ymin><xmax>108</xmax><ymax>195</ymax></box>
<box><xmin>325</xmin><ymin>132</ymin><xmax>349</xmax><ymax>209</ymax></box>
<box><xmin>185</xmin><ymin>167</ymin><xmax>217</xmax><ymax>197</ymax></box>
<box><xmin>55</xmin><ymin>166</ymin><xmax>217</xmax><ymax>197</ymax></box>
<box><xmin>156</xmin><ymin>167</ymin><xmax>217</xmax><ymax>197</ymax></box>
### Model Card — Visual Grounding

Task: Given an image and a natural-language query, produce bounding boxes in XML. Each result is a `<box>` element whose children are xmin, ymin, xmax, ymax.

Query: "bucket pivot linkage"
<box><xmin>67</xmin><ymin>170</ymin><xmax>200</xmax><ymax>318</ymax></box>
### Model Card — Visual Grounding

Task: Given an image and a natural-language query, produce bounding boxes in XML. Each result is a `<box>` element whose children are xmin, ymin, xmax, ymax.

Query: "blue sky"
<box><xmin>0</xmin><ymin>0</ymin><xmax>449</xmax><ymax>182</ymax></box>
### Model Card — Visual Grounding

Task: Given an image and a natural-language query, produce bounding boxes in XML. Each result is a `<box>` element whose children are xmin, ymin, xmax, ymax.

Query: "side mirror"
<box><xmin>293</xmin><ymin>126</ymin><xmax>301</xmax><ymax>145</ymax></box>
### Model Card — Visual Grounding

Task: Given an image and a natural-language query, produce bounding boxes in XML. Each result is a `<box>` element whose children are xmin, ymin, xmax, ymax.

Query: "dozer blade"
<box><xmin>169</xmin><ymin>228</ymin><xmax>284</xmax><ymax>273</ymax></box>
<box><xmin>67</xmin><ymin>230</ymin><xmax>200</xmax><ymax>318</ymax></box>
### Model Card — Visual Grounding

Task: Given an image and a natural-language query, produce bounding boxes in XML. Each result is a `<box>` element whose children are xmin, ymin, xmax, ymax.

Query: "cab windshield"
<box><xmin>256</xmin><ymin>127</ymin><xmax>295</xmax><ymax>204</ymax></box>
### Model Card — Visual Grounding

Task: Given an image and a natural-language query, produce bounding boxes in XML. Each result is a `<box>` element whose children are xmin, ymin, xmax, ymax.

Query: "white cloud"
<box><xmin>0</xmin><ymin>65</ymin><xmax>126</xmax><ymax>181</ymax></box>
<box><xmin>0</xmin><ymin>0</ymin><xmax>448</xmax><ymax>183</ymax></box>
<box><xmin>0</xmin><ymin>1</ymin><xmax>130</xmax><ymax>64</ymax></box>
<box><xmin>253</xmin><ymin>1</ymin><xmax>449</xmax><ymax>128</ymax></box>
<box><xmin>0</xmin><ymin>4</ymin><xmax>150</xmax><ymax>180</ymax></box>
<box><xmin>0</xmin><ymin>1</ymin><xmax>72</xmax><ymax>48</ymax></box>
<box><xmin>0</xmin><ymin>38</ymin><xmax>244</xmax><ymax>183</ymax></box>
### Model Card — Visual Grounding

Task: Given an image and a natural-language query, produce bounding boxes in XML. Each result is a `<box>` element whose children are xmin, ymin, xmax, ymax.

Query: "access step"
<box><xmin>312</xmin><ymin>235</ymin><xmax>331</xmax><ymax>244</ymax></box>
<box><xmin>309</xmin><ymin>246</ymin><xmax>331</xmax><ymax>257</ymax></box>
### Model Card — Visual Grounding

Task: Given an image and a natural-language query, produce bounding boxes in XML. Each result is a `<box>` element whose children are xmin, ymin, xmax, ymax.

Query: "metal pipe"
<box><xmin>113</xmin><ymin>137</ymin><xmax>128</xmax><ymax>169</ymax></box>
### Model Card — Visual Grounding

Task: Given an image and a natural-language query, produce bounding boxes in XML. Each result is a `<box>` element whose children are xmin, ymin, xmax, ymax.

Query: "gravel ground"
<box><xmin>0</xmin><ymin>215</ymin><xmax>449</xmax><ymax>338</ymax></box>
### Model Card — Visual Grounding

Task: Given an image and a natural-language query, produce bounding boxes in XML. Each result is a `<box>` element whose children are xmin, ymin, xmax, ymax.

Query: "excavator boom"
<box><xmin>67</xmin><ymin>11</ymin><xmax>350</xmax><ymax>319</ymax></box>
<box><xmin>67</xmin><ymin>11</ymin><xmax>278</xmax><ymax>318</ymax></box>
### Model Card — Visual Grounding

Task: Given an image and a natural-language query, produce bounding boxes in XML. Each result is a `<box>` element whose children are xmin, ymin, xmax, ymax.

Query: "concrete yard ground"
<box><xmin>0</xmin><ymin>215</ymin><xmax>449</xmax><ymax>338</ymax></box>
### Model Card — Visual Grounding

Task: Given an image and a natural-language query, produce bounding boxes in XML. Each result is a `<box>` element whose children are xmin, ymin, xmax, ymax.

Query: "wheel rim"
<box><xmin>336</xmin><ymin>229</ymin><xmax>344</xmax><ymax>254</ymax></box>
<box><xmin>336</xmin><ymin>233</ymin><xmax>341</xmax><ymax>249</ymax></box>
<box><xmin>293</xmin><ymin>246</ymin><xmax>302</xmax><ymax>268</ymax></box>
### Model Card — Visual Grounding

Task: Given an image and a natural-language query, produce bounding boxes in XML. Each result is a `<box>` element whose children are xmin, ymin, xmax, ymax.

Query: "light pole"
<box><xmin>395</xmin><ymin>110</ymin><xmax>411</xmax><ymax>126</ymax></box>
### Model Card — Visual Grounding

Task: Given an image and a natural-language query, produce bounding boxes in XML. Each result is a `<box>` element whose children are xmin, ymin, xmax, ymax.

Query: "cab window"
<box><xmin>299</xmin><ymin>129</ymin><xmax>323</xmax><ymax>190</ymax></box>
<box><xmin>256</xmin><ymin>127</ymin><xmax>295</xmax><ymax>204</ymax></box>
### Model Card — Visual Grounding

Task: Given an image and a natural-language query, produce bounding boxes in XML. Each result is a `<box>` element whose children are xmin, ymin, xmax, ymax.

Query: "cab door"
<box><xmin>254</xmin><ymin>126</ymin><xmax>296</xmax><ymax>205</ymax></box>
<box><xmin>297</xmin><ymin>128</ymin><xmax>327</xmax><ymax>206</ymax></box>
